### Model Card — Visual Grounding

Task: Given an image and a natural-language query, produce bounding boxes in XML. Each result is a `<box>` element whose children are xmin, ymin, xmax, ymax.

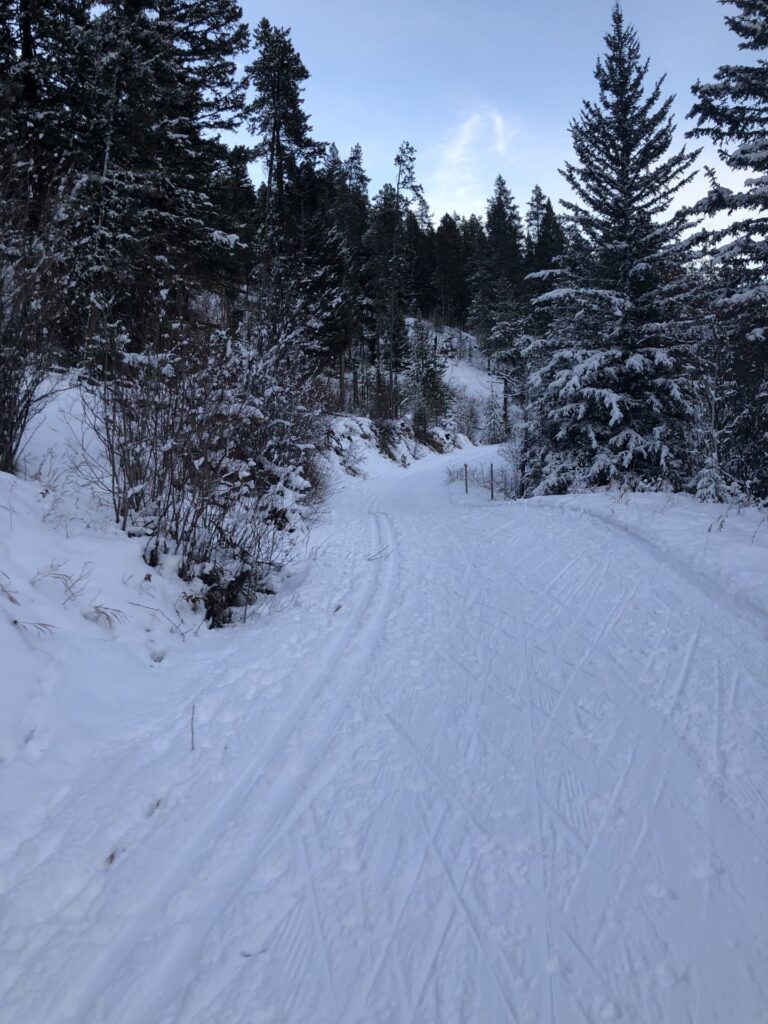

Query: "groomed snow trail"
<box><xmin>3</xmin><ymin>449</ymin><xmax>768</xmax><ymax>1024</ymax></box>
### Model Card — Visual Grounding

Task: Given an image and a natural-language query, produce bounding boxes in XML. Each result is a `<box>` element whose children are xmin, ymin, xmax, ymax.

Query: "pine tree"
<box><xmin>405</xmin><ymin>319</ymin><xmax>450</xmax><ymax>432</ymax></box>
<box><xmin>244</xmin><ymin>18</ymin><xmax>320</xmax><ymax>353</ymax></box>
<box><xmin>532</xmin><ymin>200</ymin><xmax>567</xmax><ymax>273</ymax></box>
<box><xmin>483</xmin><ymin>386</ymin><xmax>507</xmax><ymax>444</ymax></box>
<box><xmin>485</xmin><ymin>175</ymin><xmax>525</xmax><ymax>294</ymax></box>
<box><xmin>245</xmin><ymin>18</ymin><xmax>314</xmax><ymax>232</ymax></box>
<box><xmin>0</xmin><ymin>0</ymin><xmax>92</xmax><ymax>229</ymax></box>
<box><xmin>434</xmin><ymin>214</ymin><xmax>468</xmax><ymax>327</ymax></box>
<box><xmin>317</xmin><ymin>143</ymin><xmax>371</xmax><ymax>406</ymax></box>
<box><xmin>0</xmin><ymin>0</ymin><xmax>97</xmax><ymax>358</ymax></box>
<box><xmin>466</xmin><ymin>176</ymin><xmax>525</xmax><ymax>353</ymax></box>
<box><xmin>525</xmin><ymin>185</ymin><xmax>549</xmax><ymax>265</ymax></box>
<box><xmin>526</xmin><ymin>4</ymin><xmax>700</xmax><ymax>494</ymax></box>
<box><xmin>49</xmin><ymin>0</ymin><xmax>250</xmax><ymax>353</ymax></box>
<box><xmin>363</xmin><ymin>142</ymin><xmax>424</xmax><ymax>416</ymax></box>
<box><xmin>688</xmin><ymin>0</ymin><xmax>768</xmax><ymax>498</ymax></box>
<box><xmin>404</xmin><ymin>204</ymin><xmax>436</xmax><ymax>319</ymax></box>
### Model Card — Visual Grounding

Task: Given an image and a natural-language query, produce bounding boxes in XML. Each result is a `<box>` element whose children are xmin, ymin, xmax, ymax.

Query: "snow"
<box><xmin>444</xmin><ymin>354</ymin><xmax>498</xmax><ymax>401</ymax></box>
<box><xmin>2</xmin><ymin>413</ymin><xmax>768</xmax><ymax>1022</ymax></box>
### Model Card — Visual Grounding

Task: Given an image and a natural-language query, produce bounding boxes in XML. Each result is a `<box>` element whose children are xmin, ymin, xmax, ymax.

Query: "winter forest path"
<box><xmin>3</xmin><ymin>448</ymin><xmax>768</xmax><ymax>1024</ymax></box>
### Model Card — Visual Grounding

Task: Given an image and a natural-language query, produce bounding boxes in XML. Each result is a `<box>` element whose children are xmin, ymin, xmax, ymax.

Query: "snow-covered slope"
<box><xmin>444</xmin><ymin>354</ymin><xmax>498</xmax><ymax>401</ymax></box>
<box><xmin>2</xmin><ymin>433</ymin><xmax>768</xmax><ymax>1023</ymax></box>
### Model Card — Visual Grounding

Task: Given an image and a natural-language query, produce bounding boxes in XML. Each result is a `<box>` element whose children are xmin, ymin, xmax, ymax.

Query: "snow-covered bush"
<box><xmin>451</xmin><ymin>386</ymin><xmax>482</xmax><ymax>443</ymax></box>
<box><xmin>482</xmin><ymin>386</ymin><xmax>508</xmax><ymax>444</ymax></box>
<box><xmin>80</xmin><ymin>305</ymin><xmax>326</xmax><ymax>625</ymax></box>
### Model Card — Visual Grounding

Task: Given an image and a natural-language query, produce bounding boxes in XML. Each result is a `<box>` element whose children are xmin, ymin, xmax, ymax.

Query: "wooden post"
<box><xmin>490</xmin><ymin>463</ymin><xmax>494</xmax><ymax>501</ymax></box>
<box><xmin>464</xmin><ymin>463</ymin><xmax>468</xmax><ymax>494</ymax></box>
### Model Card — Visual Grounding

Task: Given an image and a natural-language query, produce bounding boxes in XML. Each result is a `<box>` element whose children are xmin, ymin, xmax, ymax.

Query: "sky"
<box><xmin>238</xmin><ymin>0</ymin><xmax>743</xmax><ymax>222</ymax></box>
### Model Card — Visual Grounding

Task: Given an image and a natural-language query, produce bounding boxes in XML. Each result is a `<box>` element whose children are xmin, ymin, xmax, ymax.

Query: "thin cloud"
<box><xmin>426</xmin><ymin>108</ymin><xmax>520</xmax><ymax>220</ymax></box>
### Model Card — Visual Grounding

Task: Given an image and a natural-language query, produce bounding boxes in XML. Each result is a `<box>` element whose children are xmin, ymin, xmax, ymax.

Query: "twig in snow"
<box><xmin>367</xmin><ymin>546</ymin><xmax>391</xmax><ymax>562</ymax></box>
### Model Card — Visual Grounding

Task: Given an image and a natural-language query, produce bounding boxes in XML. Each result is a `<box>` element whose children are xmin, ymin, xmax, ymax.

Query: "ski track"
<box><xmin>2</xmin><ymin>451</ymin><xmax>768</xmax><ymax>1023</ymax></box>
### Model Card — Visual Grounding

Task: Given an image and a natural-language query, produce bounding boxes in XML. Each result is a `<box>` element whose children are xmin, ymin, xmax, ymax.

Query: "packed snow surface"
<box><xmin>2</xmin><ymin>440</ymin><xmax>768</xmax><ymax>1023</ymax></box>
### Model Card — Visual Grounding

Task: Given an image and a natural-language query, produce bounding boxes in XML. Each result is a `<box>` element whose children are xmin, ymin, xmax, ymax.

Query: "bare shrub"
<box><xmin>451</xmin><ymin>386</ymin><xmax>482</xmax><ymax>442</ymax></box>
<box><xmin>79</xmin><ymin>300</ymin><xmax>326</xmax><ymax>625</ymax></box>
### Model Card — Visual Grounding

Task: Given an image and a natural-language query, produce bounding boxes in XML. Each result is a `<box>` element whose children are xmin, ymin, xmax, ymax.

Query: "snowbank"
<box><xmin>537</xmin><ymin>490</ymin><xmax>768</xmax><ymax>622</ymax></box>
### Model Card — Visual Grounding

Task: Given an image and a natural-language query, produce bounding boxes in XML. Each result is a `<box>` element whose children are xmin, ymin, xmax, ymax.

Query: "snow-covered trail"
<box><xmin>3</xmin><ymin>449</ymin><xmax>768</xmax><ymax>1024</ymax></box>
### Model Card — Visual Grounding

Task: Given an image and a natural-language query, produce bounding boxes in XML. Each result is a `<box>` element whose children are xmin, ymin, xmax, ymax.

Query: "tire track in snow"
<box><xmin>50</xmin><ymin>497</ymin><xmax>401</xmax><ymax>1024</ymax></box>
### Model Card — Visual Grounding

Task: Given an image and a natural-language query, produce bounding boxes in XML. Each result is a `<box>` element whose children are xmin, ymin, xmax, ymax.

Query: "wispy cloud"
<box><xmin>425</xmin><ymin>107</ymin><xmax>519</xmax><ymax>220</ymax></box>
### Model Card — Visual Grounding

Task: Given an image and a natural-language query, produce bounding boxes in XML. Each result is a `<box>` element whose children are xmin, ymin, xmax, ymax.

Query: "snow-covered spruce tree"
<box><xmin>244</xmin><ymin>18</ymin><xmax>342</xmax><ymax>366</ymax></box>
<box><xmin>317</xmin><ymin>143</ymin><xmax>372</xmax><ymax>408</ymax></box>
<box><xmin>403</xmin><ymin>319</ymin><xmax>450</xmax><ymax>434</ymax></box>
<box><xmin>688</xmin><ymin>0</ymin><xmax>768</xmax><ymax>499</ymax></box>
<box><xmin>482</xmin><ymin>385</ymin><xmax>508</xmax><ymax>444</ymax></box>
<box><xmin>62</xmin><ymin>0</ymin><xmax>249</xmax><ymax>357</ymax></box>
<box><xmin>490</xmin><ymin>188</ymin><xmax>567</xmax><ymax>445</ymax></box>
<box><xmin>478</xmin><ymin>177</ymin><xmax>526</xmax><ymax>355</ymax></box>
<box><xmin>526</xmin><ymin>4</ymin><xmax>700</xmax><ymax>494</ymax></box>
<box><xmin>362</xmin><ymin>144</ymin><xmax>425</xmax><ymax>418</ymax></box>
<box><xmin>0</xmin><ymin>0</ymin><xmax>92</xmax><ymax>468</ymax></box>
<box><xmin>385</xmin><ymin>143</ymin><xmax>426</xmax><ymax>415</ymax></box>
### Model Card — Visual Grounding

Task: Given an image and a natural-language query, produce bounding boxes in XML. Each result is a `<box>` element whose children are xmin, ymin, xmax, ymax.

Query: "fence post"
<box><xmin>490</xmin><ymin>463</ymin><xmax>494</xmax><ymax>501</ymax></box>
<box><xmin>464</xmin><ymin>463</ymin><xmax>468</xmax><ymax>494</ymax></box>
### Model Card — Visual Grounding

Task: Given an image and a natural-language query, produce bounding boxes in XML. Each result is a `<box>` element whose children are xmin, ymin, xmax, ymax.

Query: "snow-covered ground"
<box><xmin>2</xmin><ymin>423</ymin><xmax>768</xmax><ymax>1023</ymax></box>
<box><xmin>444</xmin><ymin>355</ymin><xmax>498</xmax><ymax>401</ymax></box>
<box><xmin>436</xmin><ymin>326</ymin><xmax>500</xmax><ymax>402</ymax></box>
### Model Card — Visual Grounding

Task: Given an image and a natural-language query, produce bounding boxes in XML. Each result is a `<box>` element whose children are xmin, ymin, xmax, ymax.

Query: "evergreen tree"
<box><xmin>54</xmin><ymin>0</ymin><xmax>250</xmax><ymax>352</ymax></box>
<box><xmin>483</xmin><ymin>385</ymin><xmax>507</xmax><ymax>443</ymax></box>
<box><xmin>467</xmin><ymin>176</ymin><xmax>525</xmax><ymax>352</ymax></box>
<box><xmin>405</xmin><ymin>319</ymin><xmax>451</xmax><ymax>432</ymax></box>
<box><xmin>0</xmin><ymin>0</ymin><xmax>95</xmax><ymax>362</ymax></box>
<box><xmin>485</xmin><ymin>175</ymin><xmax>525</xmax><ymax>293</ymax></box>
<box><xmin>526</xmin><ymin>4</ymin><xmax>700</xmax><ymax>494</ymax></box>
<box><xmin>688</xmin><ymin>0</ymin><xmax>768</xmax><ymax>498</ymax></box>
<box><xmin>244</xmin><ymin>18</ymin><xmax>321</xmax><ymax>353</ymax></box>
<box><xmin>434</xmin><ymin>213</ymin><xmax>468</xmax><ymax>327</ymax></box>
<box><xmin>363</xmin><ymin>142</ymin><xmax>424</xmax><ymax>415</ymax></box>
<box><xmin>404</xmin><ymin>204</ymin><xmax>436</xmax><ymax>319</ymax></box>
<box><xmin>0</xmin><ymin>0</ymin><xmax>92</xmax><ymax>229</ymax></box>
<box><xmin>532</xmin><ymin>200</ymin><xmax>567</xmax><ymax>273</ymax></box>
<box><xmin>465</xmin><ymin>218</ymin><xmax>495</xmax><ymax>346</ymax></box>
<box><xmin>245</xmin><ymin>18</ymin><xmax>314</xmax><ymax>231</ymax></box>
<box><xmin>524</xmin><ymin>184</ymin><xmax>549</xmax><ymax>265</ymax></box>
<box><xmin>317</xmin><ymin>143</ymin><xmax>372</xmax><ymax>405</ymax></box>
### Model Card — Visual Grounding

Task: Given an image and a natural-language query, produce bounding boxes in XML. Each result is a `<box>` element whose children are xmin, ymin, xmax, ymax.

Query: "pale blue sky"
<box><xmin>240</xmin><ymin>0</ymin><xmax>742</xmax><ymax>220</ymax></box>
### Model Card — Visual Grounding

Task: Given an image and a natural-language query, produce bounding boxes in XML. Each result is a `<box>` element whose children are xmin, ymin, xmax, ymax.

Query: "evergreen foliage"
<box><xmin>404</xmin><ymin>320</ymin><xmax>451</xmax><ymax>433</ymax></box>
<box><xmin>525</xmin><ymin>4</ymin><xmax>701</xmax><ymax>494</ymax></box>
<box><xmin>688</xmin><ymin>0</ymin><xmax>768</xmax><ymax>497</ymax></box>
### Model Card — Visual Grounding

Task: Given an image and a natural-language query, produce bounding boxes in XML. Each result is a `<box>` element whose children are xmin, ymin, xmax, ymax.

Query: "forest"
<box><xmin>1</xmin><ymin>0</ymin><xmax>766</xmax><ymax>622</ymax></box>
